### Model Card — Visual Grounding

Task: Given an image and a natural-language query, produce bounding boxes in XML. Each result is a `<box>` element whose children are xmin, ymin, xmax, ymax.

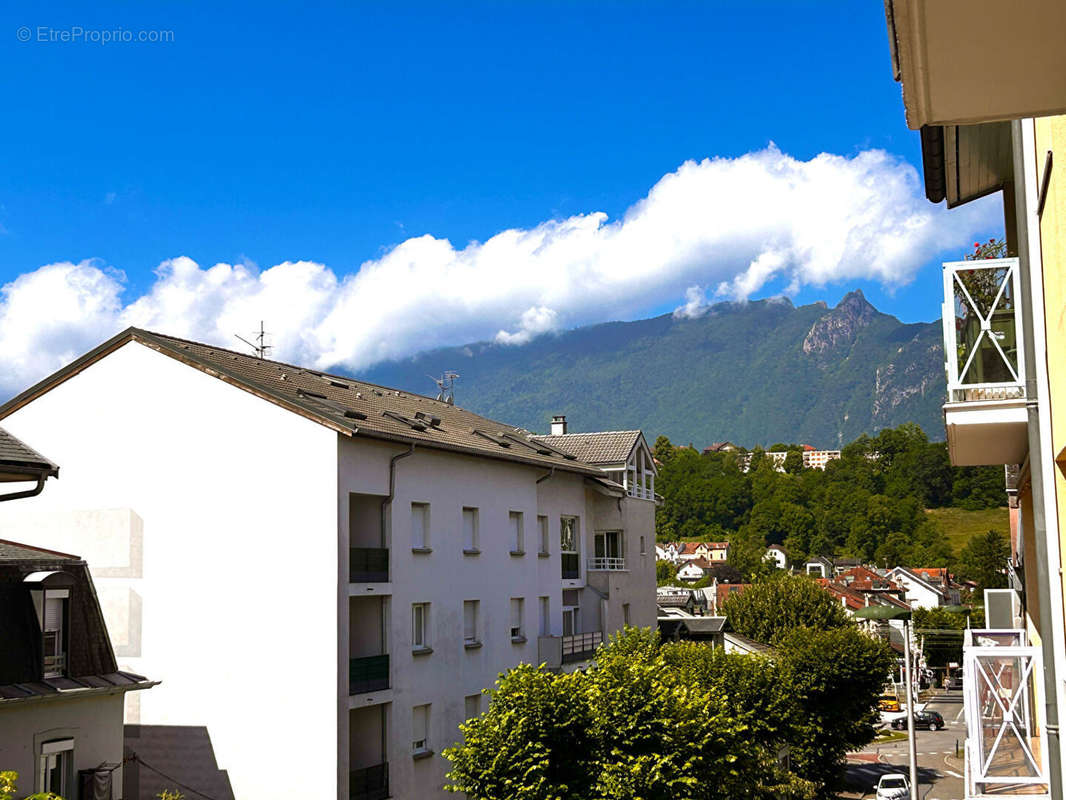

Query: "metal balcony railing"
<box><xmin>942</xmin><ymin>259</ymin><xmax>1026</xmax><ymax>404</ymax></box>
<box><xmin>349</xmin><ymin>654</ymin><xmax>389</xmax><ymax>695</ymax></box>
<box><xmin>587</xmin><ymin>557</ymin><xmax>626</xmax><ymax>571</ymax></box>
<box><xmin>561</xmin><ymin>553</ymin><xmax>580</xmax><ymax>579</ymax></box>
<box><xmin>349</xmin><ymin>763</ymin><xmax>388</xmax><ymax>800</ymax></box>
<box><xmin>562</xmin><ymin>631</ymin><xmax>602</xmax><ymax>663</ymax></box>
<box><xmin>962</xmin><ymin>628</ymin><xmax>1050</xmax><ymax>798</ymax></box>
<box><xmin>350</xmin><ymin>547</ymin><xmax>389</xmax><ymax>582</ymax></box>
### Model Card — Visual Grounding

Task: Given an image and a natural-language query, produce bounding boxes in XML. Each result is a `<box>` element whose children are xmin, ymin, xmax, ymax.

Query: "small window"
<box><xmin>539</xmin><ymin>596</ymin><xmax>550</xmax><ymax>636</ymax></box>
<box><xmin>639</xmin><ymin>535</ymin><xmax>646</xmax><ymax>555</ymax></box>
<box><xmin>560</xmin><ymin>517</ymin><xmax>578</xmax><ymax>553</ymax></box>
<box><xmin>510</xmin><ymin>598</ymin><xmax>524</xmax><ymax>639</ymax></box>
<box><xmin>39</xmin><ymin>738</ymin><xmax>73</xmax><ymax>796</ymax></box>
<box><xmin>464</xmin><ymin>694</ymin><xmax>481</xmax><ymax>722</ymax></box>
<box><xmin>623</xmin><ymin>603</ymin><xmax>631</xmax><ymax>626</ymax></box>
<box><xmin>42</xmin><ymin>591</ymin><xmax>68</xmax><ymax>678</ymax></box>
<box><xmin>537</xmin><ymin>515</ymin><xmax>549</xmax><ymax>555</ymax></box>
<box><xmin>411</xmin><ymin>503</ymin><xmax>430</xmax><ymax>550</ymax></box>
<box><xmin>412</xmin><ymin>603</ymin><xmax>429</xmax><ymax>650</ymax></box>
<box><xmin>463</xmin><ymin>600</ymin><xmax>479</xmax><ymax>645</ymax></box>
<box><xmin>412</xmin><ymin>704</ymin><xmax>430</xmax><ymax>755</ymax></box>
<box><xmin>509</xmin><ymin>511</ymin><xmax>524</xmax><ymax>554</ymax></box>
<box><xmin>462</xmin><ymin>507</ymin><xmax>479</xmax><ymax>553</ymax></box>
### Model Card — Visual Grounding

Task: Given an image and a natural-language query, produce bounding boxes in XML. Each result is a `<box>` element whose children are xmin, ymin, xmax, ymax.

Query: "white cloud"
<box><xmin>0</xmin><ymin>145</ymin><xmax>1000</xmax><ymax>397</ymax></box>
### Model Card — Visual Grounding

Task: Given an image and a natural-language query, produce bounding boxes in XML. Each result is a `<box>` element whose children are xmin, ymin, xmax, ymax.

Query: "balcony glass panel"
<box><xmin>350</xmin><ymin>548</ymin><xmax>389</xmax><ymax>582</ymax></box>
<box><xmin>561</xmin><ymin>553</ymin><xmax>579</xmax><ymax>579</ymax></box>
<box><xmin>349</xmin><ymin>763</ymin><xmax>388</xmax><ymax>800</ymax></box>
<box><xmin>349</xmin><ymin>654</ymin><xmax>389</xmax><ymax>695</ymax></box>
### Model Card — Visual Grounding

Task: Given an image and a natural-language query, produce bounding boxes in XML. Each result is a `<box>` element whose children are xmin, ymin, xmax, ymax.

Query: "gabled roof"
<box><xmin>0</xmin><ymin>329</ymin><xmax>609</xmax><ymax>478</ymax></box>
<box><xmin>530</xmin><ymin>430</ymin><xmax>644</xmax><ymax>467</ymax></box>
<box><xmin>0</xmin><ymin>539</ymin><xmax>80</xmax><ymax>562</ymax></box>
<box><xmin>889</xmin><ymin>566</ymin><xmax>947</xmax><ymax>598</ymax></box>
<box><xmin>0</xmin><ymin>427</ymin><xmax>58</xmax><ymax>482</ymax></box>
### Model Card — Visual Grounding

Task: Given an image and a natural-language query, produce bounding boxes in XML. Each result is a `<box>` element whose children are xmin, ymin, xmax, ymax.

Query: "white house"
<box><xmin>0</xmin><ymin>428</ymin><xmax>155</xmax><ymax>800</ymax></box>
<box><xmin>0</xmin><ymin>329</ymin><xmax>657</xmax><ymax>800</ymax></box>
<box><xmin>888</xmin><ymin>567</ymin><xmax>954</xmax><ymax>609</ymax></box>
<box><xmin>764</xmin><ymin>545</ymin><xmax>787</xmax><ymax>570</ymax></box>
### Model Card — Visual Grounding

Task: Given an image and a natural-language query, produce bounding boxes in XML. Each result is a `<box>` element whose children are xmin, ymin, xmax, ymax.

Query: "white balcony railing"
<box><xmin>587</xmin><ymin>557</ymin><xmax>626</xmax><ymax>571</ymax></box>
<box><xmin>942</xmin><ymin>258</ymin><xmax>1025</xmax><ymax>404</ymax></box>
<box><xmin>962</xmin><ymin>628</ymin><xmax>1050</xmax><ymax>799</ymax></box>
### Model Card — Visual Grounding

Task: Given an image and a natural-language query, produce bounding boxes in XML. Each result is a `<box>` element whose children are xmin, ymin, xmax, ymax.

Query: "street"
<box><xmin>846</xmin><ymin>690</ymin><xmax>966</xmax><ymax>799</ymax></box>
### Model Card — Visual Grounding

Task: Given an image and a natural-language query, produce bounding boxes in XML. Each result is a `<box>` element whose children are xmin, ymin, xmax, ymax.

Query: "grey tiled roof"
<box><xmin>530</xmin><ymin>431</ymin><xmax>641</xmax><ymax>465</ymax></box>
<box><xmin>0</xmin><ymin>329</ymin><xmax>611</xmax><ymax>477</ymax></box>
<box><xmin>0</xmin><ymin>539</ymin><xmax>79</xmax><ymax>562</ymax></box>
<box><xmin>0</xmin><ymin>427</ymin><xmax>58</xmax><ymax>479</ymax></box>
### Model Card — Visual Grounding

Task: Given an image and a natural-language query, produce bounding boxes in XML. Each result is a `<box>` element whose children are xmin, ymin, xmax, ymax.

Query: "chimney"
<box><xmin>551</xmin><ymin>415</ymin><xmax>567</xmax><ymax>436</ymax></box>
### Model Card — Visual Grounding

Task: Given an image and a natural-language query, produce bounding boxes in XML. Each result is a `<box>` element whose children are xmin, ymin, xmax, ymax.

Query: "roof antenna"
<box><xmin>235</xmin><ymin>321</ymin><xmax>272</xmax><ymax>359</ymax></box>
<box><xmin>430</xmin><ymin>371</ymin><xmax>459</xmax><ymax>405</ymax></box>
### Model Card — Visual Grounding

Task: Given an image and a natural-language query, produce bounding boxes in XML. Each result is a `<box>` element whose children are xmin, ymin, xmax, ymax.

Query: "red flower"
<box><xmin>974</xmin><ymin>242</ymin><xmax>981</xmax><ymax>248</ymax></box>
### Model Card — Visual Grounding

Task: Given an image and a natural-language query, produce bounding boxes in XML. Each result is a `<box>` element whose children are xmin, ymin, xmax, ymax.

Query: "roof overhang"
<box><xmin>886</xmin><ymin>0</ymin><xmax>1066</xmax><ymax>129</ymax></box>
<box><xmin>919</xmin><ymin>122</ymin><xmax>1012</xmax><ymax>207</ymax></box>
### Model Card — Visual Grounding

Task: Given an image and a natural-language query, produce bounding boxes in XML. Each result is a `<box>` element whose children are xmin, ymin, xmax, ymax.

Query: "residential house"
<box><xmin>675</xmin><ymin>557</ymin><xmax>712</xmax><ymax>582</ymax></box>
<box><xmin>804</xmin><ymin>556</ymin><xmax>834</xmax><ymax>579</ymax></box>
<box><xmin>701</xmin><ymin>442</ymin><xmax>739</xmax><ymax>454</ymax></box>
<box><xmin>763</xmin><ymin>544</ymin><xmax>787</xmax><ymax>570</ymax></box>
<box><xmin>710</xmin><ymin>580</ymin><xmax>750</xmax><ymax>615</ymax></box>
<box><xmin>0</xmin><ymin>427</ymin><xmax>156</xmax><ymax>799</ymax></box>
<box><xmin>884</xmin><ymin>7</ymin><xmax>1066</xmax><ymax>788</ymax></box>
<box><xmin>0</xmin><ymin>329</ymin><xmax>657</xmax><ymax>800</ymax></box>
<box><xmin>887</xmin><ymin>567</ymin><xmax>960</xmax><ymax>610</ymax></box>
<box><xmin>663</xmin><ymin>541</ymin><xmax>730</xmax><ymax>564</ymax></box>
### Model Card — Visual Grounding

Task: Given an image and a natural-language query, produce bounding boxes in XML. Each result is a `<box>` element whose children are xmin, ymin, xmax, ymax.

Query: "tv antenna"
<box><xmin>235</xmin><ymin>321</ymin><xmax>272</xmax><ymax>359</ymax></box>
<box><xmin>431</xmin><ymin>371</ymin><xmax>460</xmax><ymax>405</ymax></box>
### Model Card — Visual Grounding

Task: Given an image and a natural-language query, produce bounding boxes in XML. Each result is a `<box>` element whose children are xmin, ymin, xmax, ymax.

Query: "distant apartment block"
<box><xmin>734</xmin><ymin>448</ymin><xmax>840</xmax><ymax>472</ymax></box>
<box><xmin>0</xmin><ymin>329</ymin><xmax>656</xmax><ymax>800</ymax></box>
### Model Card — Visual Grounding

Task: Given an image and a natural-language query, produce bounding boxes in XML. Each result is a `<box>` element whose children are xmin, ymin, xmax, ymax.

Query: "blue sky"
<box><xmin>0</xmin><ymin>1</ymin><xmax>1002</xmax><ymax>392</ymax></box>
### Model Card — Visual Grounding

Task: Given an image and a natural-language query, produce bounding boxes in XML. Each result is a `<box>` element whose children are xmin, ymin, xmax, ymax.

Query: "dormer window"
<box><xmin>42</xmin><ymin>591</ymin><xmax>68</xmax><ymax>677</ymax></box>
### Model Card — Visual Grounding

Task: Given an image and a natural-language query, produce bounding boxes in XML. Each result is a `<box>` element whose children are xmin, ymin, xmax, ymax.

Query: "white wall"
<box><xmin>0</xmin><ymin>693</ymin><xmax>126</xmax><ymax>798</ymax></box>
<box><xmin>0</xmin><ymin>342</ymin><xmax>339</xmax><ymax>800</ymax></box>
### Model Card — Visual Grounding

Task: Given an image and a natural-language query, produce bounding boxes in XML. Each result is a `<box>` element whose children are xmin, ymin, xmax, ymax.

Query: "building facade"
<box><xmin>0</xmin><ymin>330</ymin><xmax>656</xmax><ymax>800</ymax></box>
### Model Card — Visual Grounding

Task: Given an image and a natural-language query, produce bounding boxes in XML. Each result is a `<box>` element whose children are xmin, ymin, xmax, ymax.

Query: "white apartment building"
<box><xmin>0</xmin><ymin>329</ymin><xmax>657</xmax><ymax>800</ymax></box>
<box><xmin>801</xmin><ymin>449</ymin><xmax>840</xmax><ymax>470</ymax></box>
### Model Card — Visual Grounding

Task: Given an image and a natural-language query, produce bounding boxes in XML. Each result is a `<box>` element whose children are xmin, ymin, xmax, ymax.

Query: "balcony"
<box><xmin>941</xmin><ymin>259</ymin><xmax>1029</xmax><ymax>466</ymax></box>
<box><xmin>561</xmin><ymin>553</ymin><xmax>580</xmax><ymax>580</ymax></box>
<box><xmin>587</xmin><ymin>557</ymin><xmax>626</xmax><ymax>571</ymax></box>
<box><xmin>350</xmin><ymin>547</ymin><xmax>389</xmax><ymax>583</ymax></box>
<box><xmin>562</xmin><ymin>631</ymin><xmax>602</xmax><ymax>663</ymax></box>
<box><xmin>349</xmin><ymin>654</ymin><xmax>389</xmax><ymax>695</ymax></box>
<box><xmin>349</xmin><ymin>763</ymin><xmax>388</xmax><ymax>800</ymax></box>
<box><xmin>962</xmin><ymin>629</ymin><xmax>1050</xmax><ymax>799</ymax></box>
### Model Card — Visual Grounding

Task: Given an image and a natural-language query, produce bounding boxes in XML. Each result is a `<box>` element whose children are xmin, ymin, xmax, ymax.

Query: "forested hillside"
<box><xmin>360</xmin><ymin>290</ymin><xmax>945</xmax><ymax>447</ymax></box>
<box><xmin>653</xmin><ymin>424</ymin><xmax>1008</xmax><ymax>574</ymax></box>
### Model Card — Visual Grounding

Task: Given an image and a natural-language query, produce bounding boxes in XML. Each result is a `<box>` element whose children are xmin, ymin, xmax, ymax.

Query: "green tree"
<box><xmin>912</xmin><ymin>607</ymin><xmax>970</xmax><ymax>668</ymax></box>
<box><xmin>653</xmin><ymin>435</ymin><xmax>675</xmax><ymax>467</ymax></box>
<box><xmin>958</xmin><ymin>529</ymin><xmax>1010</xmax><ymax>593</ymax></box>
<box><xmin>656</xmin><ymin>559</ymin><xmax>676</xmax><ymax>586</ymax></box>
<box><xmin>720</xmin><ymin>573</ymin><xmax>850</xmax><ymax>644</ymax></box>
<box><xmin>783</xmin><ymin>450</ymin><xmax>804</xmax><ymax>474</ymax></box>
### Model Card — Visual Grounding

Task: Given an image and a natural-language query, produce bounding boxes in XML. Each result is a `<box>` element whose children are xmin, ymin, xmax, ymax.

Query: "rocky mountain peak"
<box><xmin>803</xmin><ymin>289</ymin><xmax>878</xmax><ymax>356</ymax></box>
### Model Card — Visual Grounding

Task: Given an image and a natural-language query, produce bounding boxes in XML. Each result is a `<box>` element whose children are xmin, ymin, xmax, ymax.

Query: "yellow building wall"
<box><xmin>1034</xmin><ymin>115</ymin><xmax>1066</xmax><ymax>641</ymax></box>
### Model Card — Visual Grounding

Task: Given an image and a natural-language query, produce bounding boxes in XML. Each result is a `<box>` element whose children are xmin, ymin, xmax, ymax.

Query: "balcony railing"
<box><xmin>942</xmin><ymin>258</ymin><xmax>1025</xmax><ymax>404</ymax></box>
<box><xmin>962</xmin><ymin>629</ymin><xmax>1050</xmax><ymax>799</ymax></box>
<box><xmin>561</xmin><ymin>553</ymin><xmax>580</xmax><ymax>579</ymax></box>
<box><xmin>350</xmin><ymin>763</ymin><xmax>388</xmax><ymax>800</ymax></box>
<box><xmin>350</xmin><ymin>547</ymin><xmax>389</xmax><ymax>582</ymax></box>
<box><xmin>349</xmin><ymin>654</ymin><xmax>389</xmax><ymax>695</ymax></box>
<box><xmin>587</xmin><ymin>557</ymin><xmax>626</xmax><ymax>571</ymax></box>
<box><xmin>562</xmin><ymin>631</ymin><xmax>602</xmax><ymax>663</ymax></box>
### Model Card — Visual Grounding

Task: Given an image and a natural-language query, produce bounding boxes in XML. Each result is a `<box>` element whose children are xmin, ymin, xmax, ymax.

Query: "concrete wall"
<box><xmin>0</xmin><ymin>341</ymin><xmax>339</xmax><ymax>800</ymax></box>
<box><xmin>0</xmin><ymin>693</ymin><xmax>126</xmax><ymax>797</ymax></box>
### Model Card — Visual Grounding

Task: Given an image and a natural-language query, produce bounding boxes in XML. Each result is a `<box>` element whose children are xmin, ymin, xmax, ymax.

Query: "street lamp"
<box><xmin>853</xmin><ymin>606</ymin><xmax>917</xmax><ymax>800</ymax></box>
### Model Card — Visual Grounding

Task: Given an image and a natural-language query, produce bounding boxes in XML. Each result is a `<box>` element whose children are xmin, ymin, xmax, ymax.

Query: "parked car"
<box><xmin>879</xmin><ymin>694</ymin><xmax>901</xmax><ymax>712</ymax></box>
<box><xmin>875</xmin><ymin>773</ymin><xmax>910</xmax><ymax>800</ymax></box>
<box><xmin>892</xmin><ymin>710</ymin><xmax>945</xmax><ymax>730</ymax></box>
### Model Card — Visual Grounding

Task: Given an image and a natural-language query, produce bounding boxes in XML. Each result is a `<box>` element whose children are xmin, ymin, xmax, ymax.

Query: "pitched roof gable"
<box><xmin>0</xmin><ymin>329</ymin><xmax>608</xmax><ymax>478</ymax></box>
<box><xmin>0</xmin><ymin>427</ymin><xmax>59</xmax><ymax>481</ymax></box>
<box><xmin>530</xmin><ymin>430</ymin><xmax>643</xmax><ymax>466</ymax></box>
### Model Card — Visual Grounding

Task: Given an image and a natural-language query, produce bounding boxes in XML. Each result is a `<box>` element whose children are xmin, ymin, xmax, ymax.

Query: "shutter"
<box><xmin>44</xmin><ymin>597</ymin><xmax>63</xmax><ymax>632</ymax></box>
<box><xmin>411</xmin><ymin>504</ymin><xmax>426</xmax><ymax>548</ymax></box>
<box><xmin>510</xmin><ymin>513</ymin><xmax>521</xmax><ymax>550</ymax></box>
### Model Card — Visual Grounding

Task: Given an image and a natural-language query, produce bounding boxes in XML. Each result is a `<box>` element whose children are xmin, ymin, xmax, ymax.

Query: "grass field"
<box><xmin>926</xmin><ymin>506</ymin><xmax>1010</xmax><ymax>555</ymax></box>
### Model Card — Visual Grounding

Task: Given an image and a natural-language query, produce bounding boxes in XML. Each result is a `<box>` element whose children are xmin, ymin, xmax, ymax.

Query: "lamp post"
<box><xmin>854</xmin><ymin>606</ymin><xmax>917</xmax><ymax>800</ymax></box>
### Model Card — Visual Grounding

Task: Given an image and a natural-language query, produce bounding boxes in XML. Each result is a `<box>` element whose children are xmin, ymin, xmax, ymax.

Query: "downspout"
<box><xmin>1012</xmin><ymin>117</ymin><xmax>1063</xmax><ymax>794</ymax></box>
<box><xmin>0</xmin><ymin>474</ymin><xmax>46</xmax><ymax>503</ymax></box>
<box><xmin>381</xmin><ymin>443</ymin><xmax>415</xmax><ymax>546</ymax></box>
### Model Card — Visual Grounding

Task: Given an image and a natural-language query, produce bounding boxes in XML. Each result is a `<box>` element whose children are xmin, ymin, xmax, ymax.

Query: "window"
<box><xmin>464</xmin><ymin>694</ymin><xmax>481</xmax><ymax>721</ymax></box>
<box><xmin>560</xmin><ymin>517</ymin><xmax>579</xmax><ymax>579</ymax></box>
<box><xmin>412</xmin><ymin>603</ymin><xmax>430</xmax><ymax>651</ymax></box>
<box><xmin>462</xmin><ymin>507</ymin><xmax>479</xmax><ymax>553</ymax></box>
<box><xmin>510</xmin><ymin>598</ymin><xmax>524</xmax><ymax>640</ymax></box>
<box><xmin>42</xmin><ymin>591</ymin><xmax>68</xmax><ymax>677</ymax></box>
<box><xmin>509</xmin><ymin>511</ymin><xmax>524</xmax><ymax>554</ymax></box>
<box><xmin>463</xmin><ymin>600</ymin><xmax>479</xmax><ymax>646</ymax></box>
<box><xmin>412</xmin><ymin>704</ymin><xmax>430</xmax><ymax>755</ymax></box>
<box><xmin>539</xmin><ymin>596</ymin><xmax>550</xmax><ymax>636</ymax></box>
<box><xmin>411</xmin><ymin>503</ymin><xmax>430</xmax><ymax>550</ymax></box>
<box><xmin>38</xmin><ymin>738</ymin><xmax>73</xmax><ymax>796</ymax></box>
<box><xmin>640</xmin><ymin>535</ymin><xmax>646</xmax><ymax>555</ymax></box>
<box><xmin>623</xmin><ymin>603</ymin><xmax>631</xmax><ymax>626</ymax></box>
<box><xmin>592</xmin><ymin>531</ymin><xmax>624</xmax><ymax>570</ymax></box>
<box><xmin>538</xmin><ymin>515</ymin><xmax>549</xmax><ymax>555</ymax></box>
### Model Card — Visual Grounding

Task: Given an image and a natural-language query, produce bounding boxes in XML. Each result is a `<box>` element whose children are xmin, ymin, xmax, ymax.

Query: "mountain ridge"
<box><xmin>356</xmin><ymin>291</ymin><xmax>946</xmax><ymax>447</ymax></box>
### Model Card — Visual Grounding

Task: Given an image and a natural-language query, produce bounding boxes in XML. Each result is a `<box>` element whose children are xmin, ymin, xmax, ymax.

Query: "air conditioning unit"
<box><xmin>985</xmin><ymin>588</ymin><xmax>1022</xmax><ymax>629</ymax></box>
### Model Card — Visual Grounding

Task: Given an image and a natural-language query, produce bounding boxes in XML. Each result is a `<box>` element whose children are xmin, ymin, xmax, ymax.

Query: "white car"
<box><xmin>875</xmin><ymin>773</ymin><xmax>910</xmax><ymax>799</ymax></box>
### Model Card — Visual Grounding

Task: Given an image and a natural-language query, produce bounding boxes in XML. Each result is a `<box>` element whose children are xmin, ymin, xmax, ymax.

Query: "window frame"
<box><xmin>462</xmin><ymin>507</ymin><xmax>480</xmax><ymax>554</ymax></box>
<box><xmin>509</xmin><ymin>511</ymin><xmax>524</xmax><ymax>555</ymax></box>
<box><xmin>510</xmin><ymin>597</ymin><xmax>525</xmax><ymax>641</ymax></box>
<box><xmin>412</xmin><ymin>703</ymin><xmax>431</xmax><ymax>756</ymax></box>
<box><xmin>410</xmin><ymin>502</ymin><xmax>431</xmax><ymax>551</ymax></box>
<box><xmin>537</xmin><ymin>515</ymin><xmax>549</xmax><ymax>556</ymax></box>
<box><xmin>412</xmin><ymin>602</ymin><xmax>430</xmax><ymax>652</ymax></box>
<box><xmin>463</xmin><ymin>599</ymin><xmax>480</xmax><ymax>647</ymax></box>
